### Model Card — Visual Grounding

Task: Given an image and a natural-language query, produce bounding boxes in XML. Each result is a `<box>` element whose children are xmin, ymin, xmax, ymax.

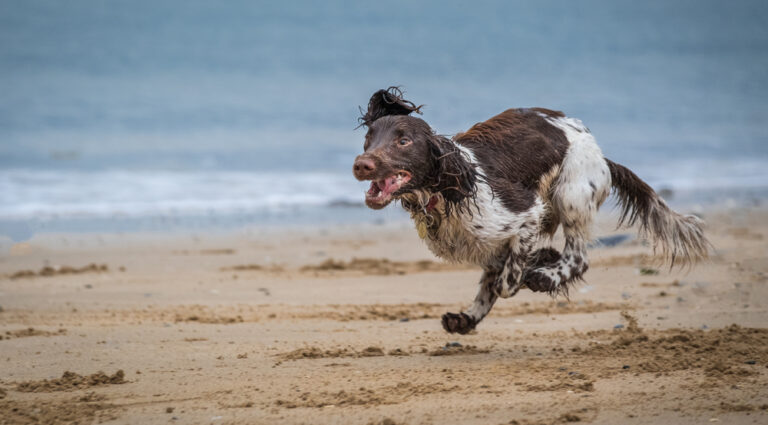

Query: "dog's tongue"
<box><xmin>379</xmin><ymin>176</ymin><xmax>400</xmax><ymax>195</ymax></box>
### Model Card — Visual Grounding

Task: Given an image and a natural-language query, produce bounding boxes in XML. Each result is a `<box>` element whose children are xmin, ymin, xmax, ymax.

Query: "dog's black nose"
<box><xmin>353</xmin><ymin>157</ymin><xmax>376</xmax><ymax>179</ymax></box>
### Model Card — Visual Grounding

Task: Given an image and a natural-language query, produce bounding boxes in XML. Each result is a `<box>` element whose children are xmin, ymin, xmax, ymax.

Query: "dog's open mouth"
<box><xmin>365</xmin><ymin>171</ymin><xmax>412</xmax><ymax>209</ymax></box>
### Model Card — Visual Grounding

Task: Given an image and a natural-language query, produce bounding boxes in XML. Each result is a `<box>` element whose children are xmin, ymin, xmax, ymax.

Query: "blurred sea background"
<box><xmin>1</xmin><ymin>0</ymin><xmax>767</xmax><ymax>240</ymax></box>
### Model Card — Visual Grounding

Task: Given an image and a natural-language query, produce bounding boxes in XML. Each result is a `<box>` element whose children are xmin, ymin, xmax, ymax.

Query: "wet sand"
<box><xmin>0</xmin><ymin>207</ymin><xmax>767</xmax><ymax>424</ymax></box>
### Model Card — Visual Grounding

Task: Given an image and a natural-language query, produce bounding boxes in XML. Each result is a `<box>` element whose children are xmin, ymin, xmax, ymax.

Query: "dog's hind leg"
<box><xmin>523</xmin><ymin>117</ymin><xmax>610</xmax><ymax>295</ymax></box>
<box><xmin>523</xmin><ymin>178</ymin><xmax>594</xmax><ymax>295</ymax></box>
<box><xmin>441</xmin><ymin>268</ymin><xmax>500</xmax><ymax>334</ymax></box>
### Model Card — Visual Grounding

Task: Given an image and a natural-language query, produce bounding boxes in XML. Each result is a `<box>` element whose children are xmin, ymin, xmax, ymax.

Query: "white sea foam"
<box><xmin>0</xmin><ymin>169</ymin><xmax>368</xmax><ymax>220</ymax></box>
<box><xmin>630</xmin><ymin>157</ymin><xmax>768</xmax><ymax>191</ymax></box>
<box><xmin>2</xmin><ymin>156</ymin><xmax>766</xmax><ymax>223</ymax></box>
<box><xmin>2</xmin><ymin>154</ymin><xmax>767</xmax><ymax>222</ymax></box>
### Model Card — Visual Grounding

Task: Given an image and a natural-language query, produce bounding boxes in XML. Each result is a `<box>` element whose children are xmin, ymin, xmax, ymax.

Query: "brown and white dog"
<box><xmin>353</xmin><ymin>87</ymin><xmax>709</xmax><ymax>334</ymax></box>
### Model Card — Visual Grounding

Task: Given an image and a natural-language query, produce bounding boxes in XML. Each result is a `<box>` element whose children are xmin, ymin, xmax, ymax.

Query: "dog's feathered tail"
<box><xmin>606</xmin><ymin>159</ymin><xmax>710</xmax><ymax>267</ymax></box>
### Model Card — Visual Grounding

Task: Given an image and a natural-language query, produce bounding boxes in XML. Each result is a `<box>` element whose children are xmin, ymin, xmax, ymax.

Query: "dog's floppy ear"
<box><xmin>427</xmin><ymin>136</ymin><xmax>478</xmax><ymax>213</ymax></box>
<box><xmin>358</xmin><ymin>86</ymin><xmax>423</xmax><ymax>128</ymax></box>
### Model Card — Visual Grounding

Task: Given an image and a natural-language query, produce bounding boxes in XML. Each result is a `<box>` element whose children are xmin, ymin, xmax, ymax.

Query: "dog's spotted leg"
<box><xmin>524</xmin><ymin>235</ymin><xmax>589</xmax><ymax>295</ymax></box>
<box><xmin>493</xmin><ymin>235</ymin><xmax>535</xmax><ymax>298</ymax></box>
<box><xmin>441</xmin><ymin>269</ymin><xmax>500</xmax><ymax>334</ymax></box>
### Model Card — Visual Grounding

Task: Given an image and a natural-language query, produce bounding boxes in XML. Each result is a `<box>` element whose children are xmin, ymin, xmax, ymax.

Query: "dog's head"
<box><xmin>353</xmin><ymin>87</ymin><xmax>476</xmax><ymax>211</ymax></box>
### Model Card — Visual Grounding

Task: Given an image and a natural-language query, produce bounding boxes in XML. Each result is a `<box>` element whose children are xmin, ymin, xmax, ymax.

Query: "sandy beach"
<box><xmin>0</xmin><ymin>206</ymin><xmax>767</xmax><ymax>425</ymax></box>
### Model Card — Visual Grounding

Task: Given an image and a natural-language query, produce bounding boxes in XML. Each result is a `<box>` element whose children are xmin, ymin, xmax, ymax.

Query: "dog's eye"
<box><xmin>398</xmin><ymin>138</ymin><xmax>410</xmax><ymax>146</ymax></box>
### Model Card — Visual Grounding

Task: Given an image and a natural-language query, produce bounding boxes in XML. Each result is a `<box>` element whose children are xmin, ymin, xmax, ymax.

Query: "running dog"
<box><xmin>353</xmin><ymin>87</ymin><xmax>709</xmax><ymax>334</ymax></box>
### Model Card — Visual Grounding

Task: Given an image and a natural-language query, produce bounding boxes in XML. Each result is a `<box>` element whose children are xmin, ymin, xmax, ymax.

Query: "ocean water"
<box><xmin>1</xmin><ymin>0</ymin><xmax>767</xmax><ymax>239</ymax></box>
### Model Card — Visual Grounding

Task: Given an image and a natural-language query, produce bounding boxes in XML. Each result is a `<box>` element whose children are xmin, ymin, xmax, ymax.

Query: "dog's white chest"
<box><xmin>421</xmin><ymin>215</ymin><xmax>503</xmax><ymax>265</ymax></box>
<box><xmin>416</xmin><ymin>186</ymin><xmax>544</xmax><ymax>266</ymax></box>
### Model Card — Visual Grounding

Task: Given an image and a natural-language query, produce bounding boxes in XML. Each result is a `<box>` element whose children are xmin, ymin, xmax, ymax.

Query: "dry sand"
<box><xmin>0</xmin><ymin>207</ymin><xmax>767</xmax><ymax>424</ymax></box>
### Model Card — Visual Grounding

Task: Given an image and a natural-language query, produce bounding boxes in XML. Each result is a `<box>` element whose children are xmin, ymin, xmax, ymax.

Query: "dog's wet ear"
<box><xmin>428</xmin><ymin>136</ymin><xmax>478</xmax><ymax>212</ymax></box>
<box><xmin>358</xmin><ymin>86</ymin><xmax>423</xmax><ymax>128</ymax></box>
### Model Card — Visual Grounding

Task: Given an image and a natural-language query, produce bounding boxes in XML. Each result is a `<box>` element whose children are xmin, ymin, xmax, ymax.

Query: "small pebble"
<box><xmin>568</xmin><ymin>371</ymin><xmax>578</xmax><ymax>376</ymax></box>
<box><xmin>559</xmin><ymin>367</ymin><xmax>567</xmax><ymax>371</ymax></box>
<box><xmin>399</xmin><ymin>318</ymin><xmax>410</xmax><ymax>322</ymax></box>
<box><xmin>614</xmin><ymin>324</ymin><xmax>624</xmax><ymax>329</ymax></box>
<box><xmin>84</xmin><ymin>284</ymin><xmax>93</xmax><ymax>289</ymax></box>
<box><xmin>701</xmin><ymin>324</ymin><xmax>709</xmax><ymax>329</ymax></box>
<box><xmin>621</xmin><ymin>292</ymin><xmax>632</xmax><ymax>300</ymax></box>
<box><xmin>745</xmin><ymin>360</ymin><xmax>757</xmax><ymax>365</ymax></box>
<box><xmin>447</xmin><ymin>342</ymin><xmax>462</xmax><ymax>348</ymax></box>
<box><xmin>622</xmin><ymin>365</ymin><xmax>630</xmax><ymax>370</ymax></box>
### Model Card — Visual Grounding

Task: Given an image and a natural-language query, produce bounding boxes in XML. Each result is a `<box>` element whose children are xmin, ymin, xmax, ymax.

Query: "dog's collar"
<box><xmin>426</xmin><ymin>195</ymin><xmax>439</xmax><ymax>212</ymax></box>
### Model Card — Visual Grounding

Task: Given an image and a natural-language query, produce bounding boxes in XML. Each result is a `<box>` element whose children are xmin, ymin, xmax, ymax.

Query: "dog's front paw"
<box><xmin>441</xmin><ymin>312</ymin><xmax>476</xmax><ymax>334</ymax></box>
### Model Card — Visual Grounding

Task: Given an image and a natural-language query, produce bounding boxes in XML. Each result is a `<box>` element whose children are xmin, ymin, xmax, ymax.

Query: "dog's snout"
<box><xmin>355</xmin><ymin>158</ymin><xmax>375</xmax><ymax>172</ymax></box>
<box><xmin>353</xmin><ymin>157</ymin><xmax>376</xmax><ymax>179</ymax></box>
